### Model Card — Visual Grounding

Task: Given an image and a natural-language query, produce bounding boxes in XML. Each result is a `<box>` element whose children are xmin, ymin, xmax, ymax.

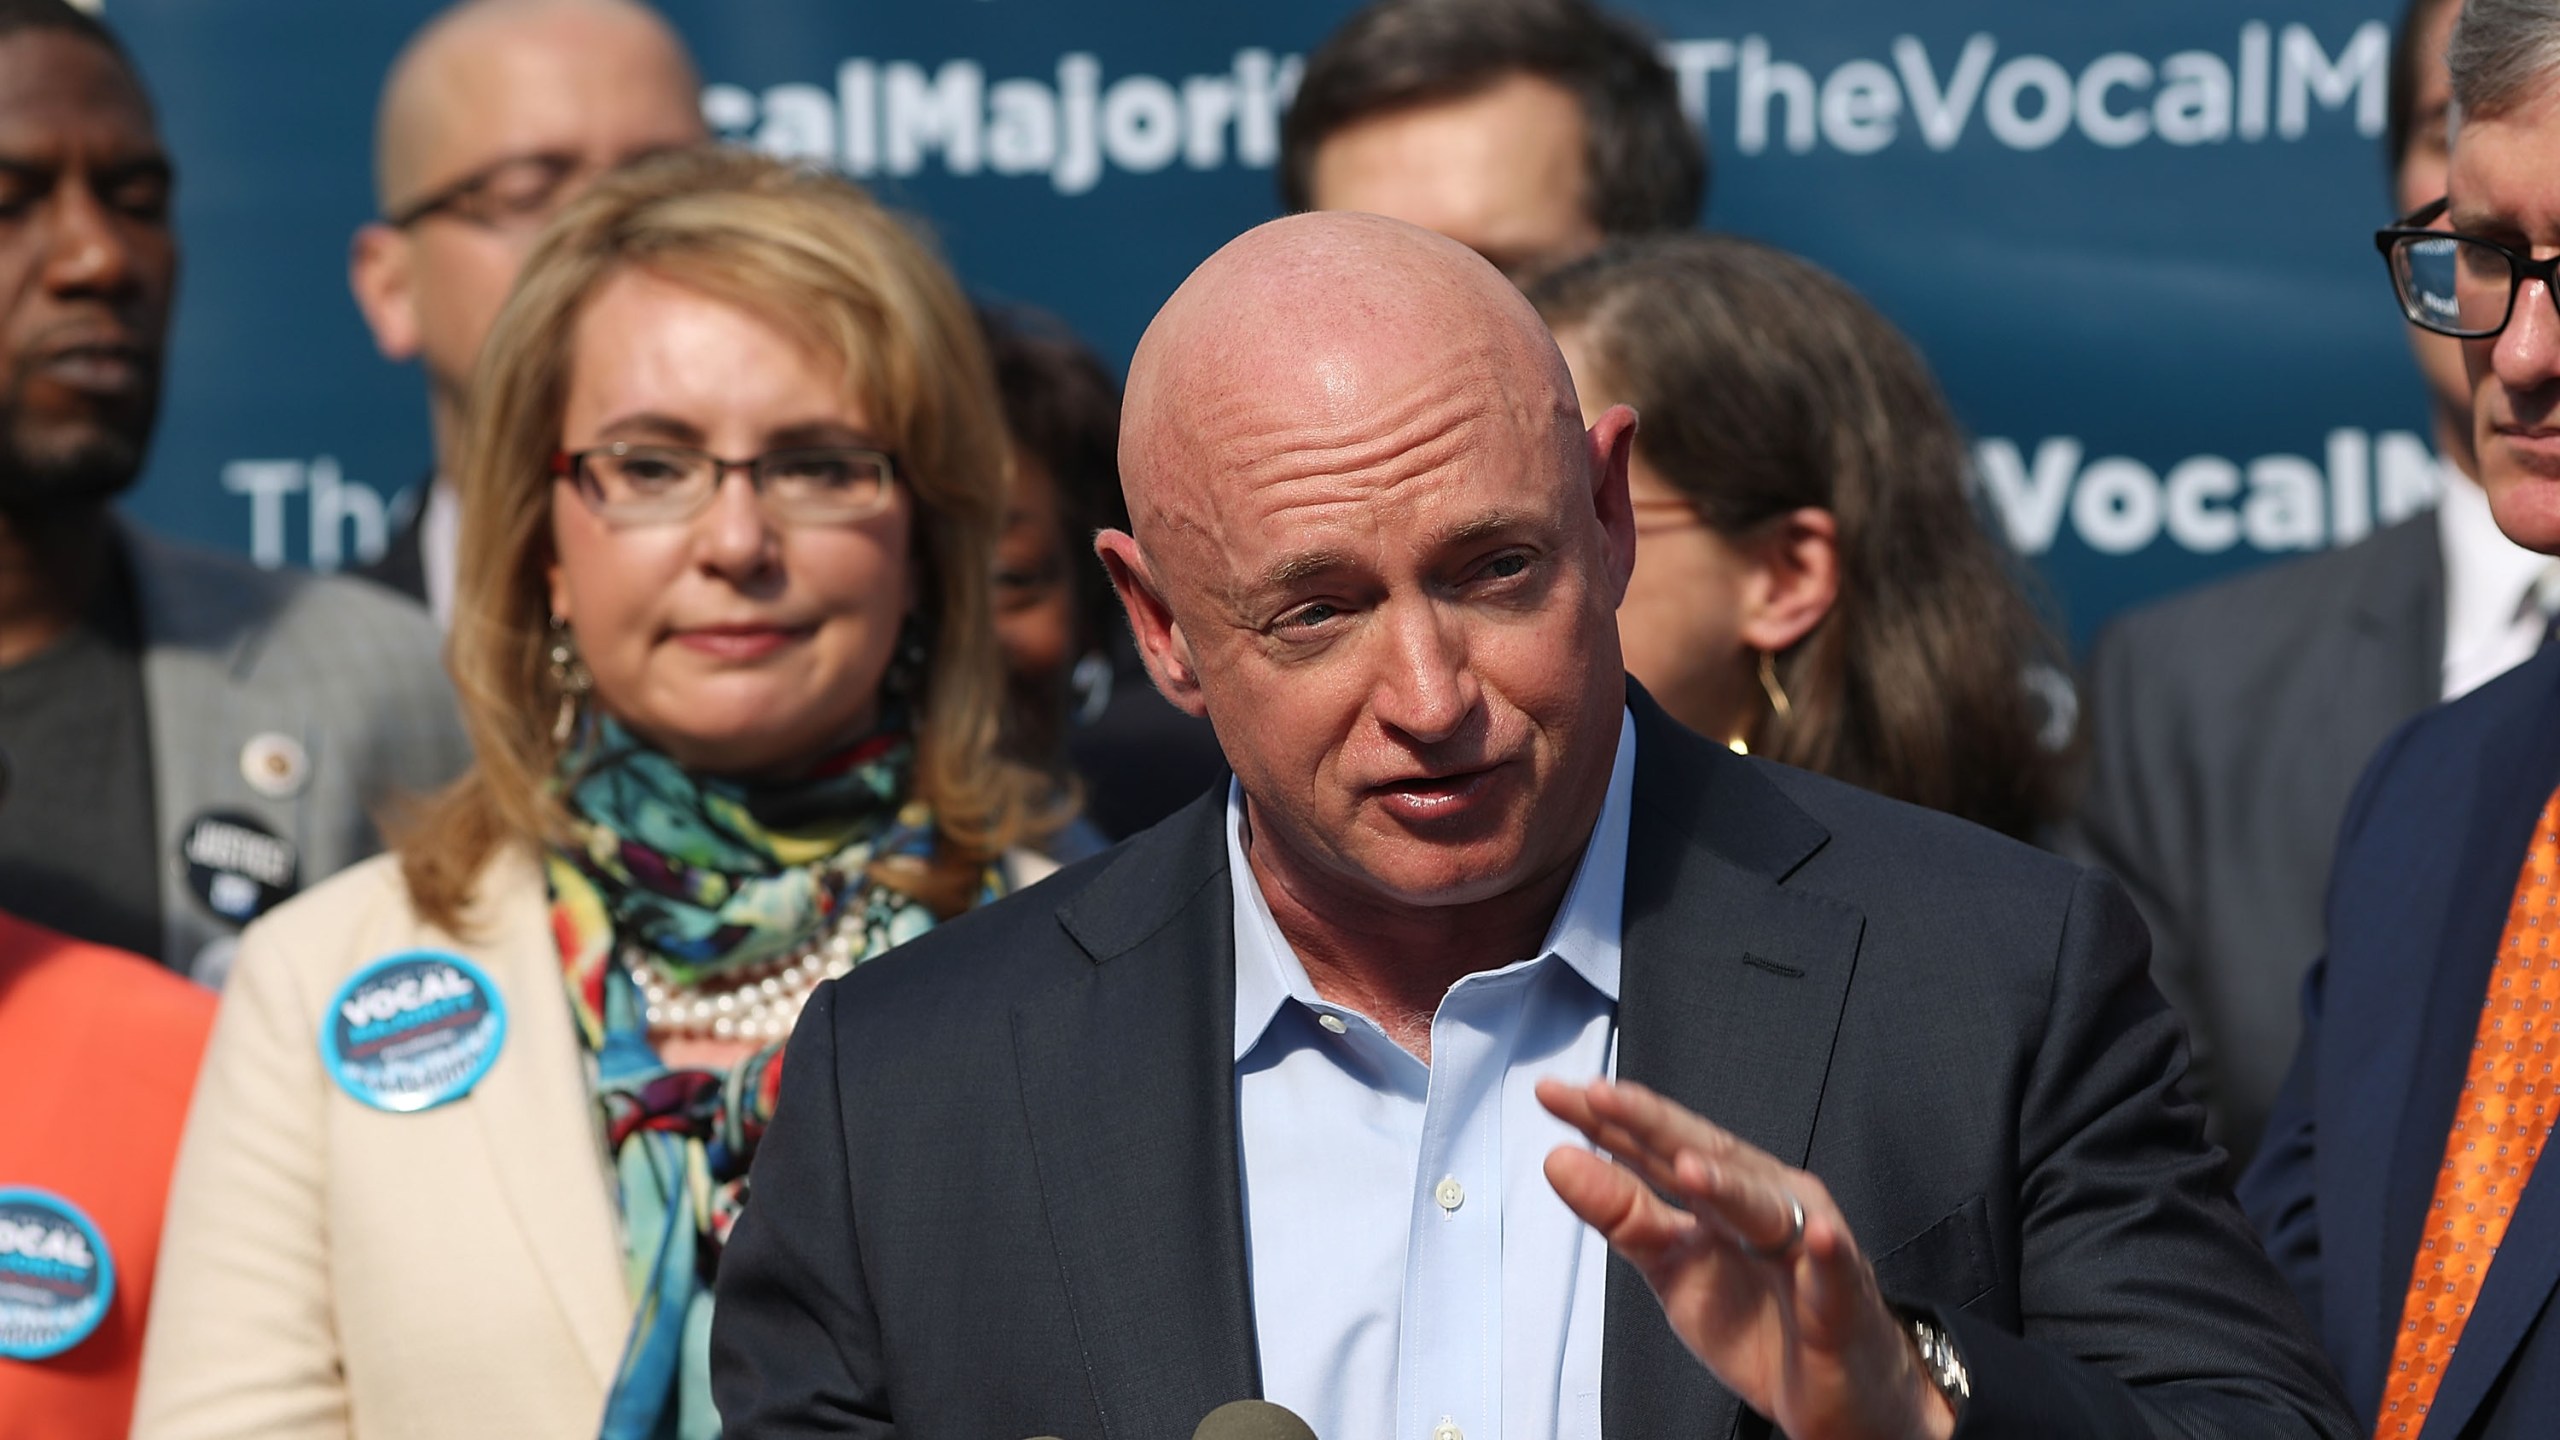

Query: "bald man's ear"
<box><xmin>350</xmin><ymin>223</ymin><xmax>423</xmax><ymax>362</ymax></box>
<box><xmin>1586</xmin><ymin>404</ymin><xmax>1639</xmax><ymax>604</ymax></box>
<box><xmin>1094</xmin><ymin>529</ymin><xmax>1209</xmax><ymax>718</ymax></box>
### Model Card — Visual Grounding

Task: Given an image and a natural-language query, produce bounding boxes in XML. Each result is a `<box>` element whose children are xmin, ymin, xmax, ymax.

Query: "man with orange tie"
<box><xmin>2241</xmin><ymin>3</ymin><xmax>2560</xmax><ymax>1435</ymax></box>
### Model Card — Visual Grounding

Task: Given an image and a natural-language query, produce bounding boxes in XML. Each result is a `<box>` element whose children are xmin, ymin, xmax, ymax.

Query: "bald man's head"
<box><xmin>1119</xmin><ymin>212</ymin><xmax>1580</xmax><ymax>548</ymax></box>
<box><xmin>352</xmin><ymin>0</ymin><xmax>704</xmax><ymax>469</ymax></box>
<box><xmin>374</xmin><ymin>0</ymin><xmax>697</xmax><ymax>211</ymax></box>
<box><xmin>1099</xmin><ymin>211</ymin><xmax>1640</xmax><ymax>918</ymax></box>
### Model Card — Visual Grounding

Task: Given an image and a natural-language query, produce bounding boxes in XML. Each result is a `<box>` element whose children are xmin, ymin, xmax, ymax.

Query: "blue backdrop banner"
<box><xmin>101</xmin><ymin>1</ymin><xmax>2416</xmax><ymax>648</ymax></box>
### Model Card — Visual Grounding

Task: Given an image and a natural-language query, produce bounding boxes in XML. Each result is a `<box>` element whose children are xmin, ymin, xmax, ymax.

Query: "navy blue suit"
<box><xmin>2242</xmin><ymin>641</ymin><xmax>2560</xmax><ymax>1439</ymax></box>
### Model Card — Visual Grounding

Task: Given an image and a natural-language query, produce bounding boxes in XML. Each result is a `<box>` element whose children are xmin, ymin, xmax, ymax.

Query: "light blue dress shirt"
<box><xmin>1231</xmin><ymin>709</ymin><xmax>1635</xmax><ymax>1440</ymax></box>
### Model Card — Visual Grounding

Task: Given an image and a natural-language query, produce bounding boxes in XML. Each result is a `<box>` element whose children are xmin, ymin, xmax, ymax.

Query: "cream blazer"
<box><xmin>132</xmin><ymin>849</ymin><xmax>628</xmax><ymax>1440</ymax></box>
<box><xmin>132</xmin><ymin>840</ymin><xmax>1060</xmax><ymax>1440</ymax></box>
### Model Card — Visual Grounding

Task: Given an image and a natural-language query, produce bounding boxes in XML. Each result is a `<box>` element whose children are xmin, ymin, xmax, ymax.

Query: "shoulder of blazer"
<box><xmin>2346</xmin><ymin>638</ymin><xmax>2560</xmax><ymax>828</ymax></box>
<box><xmin>1618</xmin><ymin>688</ymin><xmax>2084</xmax><ymax>937</ymax></box>
<box><xmin>121</xmin><ymin>516</ymin><xmax>447</xmax><ymax>689</ymax></box>
<box><xmin>2088</xmin><ymin>512</ymin><xmax>2442</xmax><ymax>705</ymax></box>
<box><xmin>119</xmin><ymin>517</ymin><xmax>297</xmax><ymax>674</ymax></box>
<box><xmin>234</xmin><ymin>847</ymin><xmax>549</xmax><ymax>998</ymax></box>
<box><xmin>826</xmin><ymin>788</ymin><xmax>1230</xmax><ymax>1023</ymax></box>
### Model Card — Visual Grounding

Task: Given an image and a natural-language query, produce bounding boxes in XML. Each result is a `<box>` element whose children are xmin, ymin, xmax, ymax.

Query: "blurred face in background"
<box><xmin>2398</xmin><ymin>0</ymin><xmax>2473</xmax><ymax>476</ymax></box>
<box><xmin>0</xmin><ymin>30</ymin><xmax>172</xmax><ymax>513</ymax></box>
<box><xmin>1563</xmin><ymin>324</ymin><xmax>1754</xmax><ymax>733</ymax></box>
<box><xmin>1551</xmin><ymin>325</ymin><xmax>1837</xmax><ymax>744</ymax></box>
<box><xmin>2453</xmin><ymin>80</ymin><xmax>2560</xmax><ymax>555</ymax></box>
<box><xmin>992</xmin><ymin>443</ymin><xmax>1080</xmax><ymax>759</ymax></box>
<box><xmin>547</xmin><ymin>268</ymin><xmax>915</xmax><ymax>776</ymax></box>
<box><xmin>352</xmin><ymin>0</ymin><xmax>704</xmax><ymax>456</ymax></box>
<box><xmin>1308</xmin><ymin>72</ymin><xmax>1602</xmax><ymax>280</ymax></box>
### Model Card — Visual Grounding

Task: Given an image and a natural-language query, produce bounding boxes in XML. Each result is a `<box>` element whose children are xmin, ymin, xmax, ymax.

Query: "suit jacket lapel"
<box><xmin>124</xmin><ymin>519</ymin><xmax>272</xmax><ymax>969</ymax></box>
<box><xmin>459</xmin><ymin>848</ymin><xmax>633</xmax><ymax>1388</ymax></box>
<box><xmin>1016</xmin><ymin>795</ymin><xmax>1260</xmax><ymax>1436</ymax></box>
<box><xmin>2428</xmin><ymin>1155</ymin><xmax>2560</xmax><ymax>1438</ymax></box>
<box><xmin>1604</xmin><ymin>697</ymin><xmax>1857</xmax><ymax>1440</ymax></box>
<box><xmin>2327</xmin><ymin>514</ymin><xmax>2448</xmax><ymax>796</ymax></box>
<box><xmin>2344</xmin><ymin>511</ymin><xmax>2448</xmax><ymax>714</ymax></box>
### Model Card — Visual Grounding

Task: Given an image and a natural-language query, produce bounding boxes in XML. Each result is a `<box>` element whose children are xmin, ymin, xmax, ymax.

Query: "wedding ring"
<box><xmin>1747</xmin><ymin>1190</ymin><xmax>1807</xmax><ymax>1261</ymax></box>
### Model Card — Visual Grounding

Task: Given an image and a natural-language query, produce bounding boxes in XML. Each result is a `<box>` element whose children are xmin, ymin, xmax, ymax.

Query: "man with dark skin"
<box><xmin>0</xmin><ymin>15</ymin><xmax>171</xmax><ymax>673</ymax></box>
<box><xmin>0</xmin><ymin>0</ymin><xmax>463</xmax><ymax>978</ymax></box>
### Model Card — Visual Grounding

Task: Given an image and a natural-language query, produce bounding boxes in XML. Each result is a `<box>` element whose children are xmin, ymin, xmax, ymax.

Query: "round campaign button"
<box><xmin>180</xmin><ymin>809</ymin><xmax>300</xmax><ymax>926</ymax></box>
<box><xmin>320</xmin><ymin>951</ymin><xmax>508</xmax><ymax>1114</ymax></box>
<box><xmin>0</xmin><ymin>1188</ymin><xmax>114</xmax><ymax>1361</ymax></box>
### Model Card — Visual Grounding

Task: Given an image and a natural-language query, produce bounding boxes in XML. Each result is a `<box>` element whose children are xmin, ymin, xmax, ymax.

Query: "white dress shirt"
<box><xmin>420</xmin><ymin>476</ymin><xmax>461</xmax><ymax>632</ymax></box>
<box><xmin>1231</xmin><ymin>709</ymin><xmax>1634</xmax><ymax>1440</ymax></box>
<box><xmin>2438</xmin><ymin>472</ymin><xmax>2558</xmax><ymax>701</ymax></box>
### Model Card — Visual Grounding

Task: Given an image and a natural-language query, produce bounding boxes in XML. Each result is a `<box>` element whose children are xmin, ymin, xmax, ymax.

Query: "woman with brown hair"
<box><xmin>1532</xmin><ymin>232</ymin><xmax>2071</xmax><ymax>840</ymax></box>
<box><xmin>133</xmin><ymin>149</ymin><xmax>1056</xmax><ymax>1440</ymax></box>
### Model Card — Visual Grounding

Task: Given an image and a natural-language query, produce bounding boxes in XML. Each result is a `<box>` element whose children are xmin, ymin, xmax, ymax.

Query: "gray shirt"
<box><xmin>0</xmin><ymin>546</ymin><xmax>161</xmax><ymax>957</ymax></box>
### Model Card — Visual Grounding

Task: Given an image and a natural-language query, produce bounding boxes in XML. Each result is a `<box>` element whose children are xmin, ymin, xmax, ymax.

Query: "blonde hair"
<box><xmin>400</xmin><ymin>147</ymin><xmax>1055</xmax><ymax>930</ymax></box>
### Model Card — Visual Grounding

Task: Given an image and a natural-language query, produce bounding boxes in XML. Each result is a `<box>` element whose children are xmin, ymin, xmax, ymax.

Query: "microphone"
<box><xmin>1193</xmin><ymin>1400</ymin><xmax>1319</xmax><ymax>1440</ymax></box>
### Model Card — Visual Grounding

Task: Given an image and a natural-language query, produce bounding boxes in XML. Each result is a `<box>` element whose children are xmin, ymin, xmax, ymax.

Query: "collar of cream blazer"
<box><xmin>448</xmin><ymin>845</ymin><xmax>633</xmax><ymax>1387</ymax></box>
<box><xmin>444</xmin><ymin>838</ymin><xmax>1062</xmax><ymax>1389</ymax></box>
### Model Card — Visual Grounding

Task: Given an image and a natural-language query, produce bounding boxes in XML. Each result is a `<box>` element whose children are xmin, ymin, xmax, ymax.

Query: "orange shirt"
<box><xmin>0</xmin><ymin>913</ymin><xmax>213</xmax><ymax>1440</ymax></box>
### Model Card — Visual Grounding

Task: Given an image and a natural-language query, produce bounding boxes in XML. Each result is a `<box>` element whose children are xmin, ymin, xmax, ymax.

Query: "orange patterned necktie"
<box><xmin>2375</xmin><ymin>785</ymin><xmax>2560</xmax><ymax>1439</ymax></box>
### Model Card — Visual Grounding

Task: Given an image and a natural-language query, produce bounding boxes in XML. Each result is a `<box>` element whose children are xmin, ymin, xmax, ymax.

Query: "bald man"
<box><xmin>712</xmin><ymin>216</ymin><xmax>2355</xmax><ymax>1440</ymax></box>
<box><xmin>350</xmin><ymin>0</ymin><xmax>703</xmax><ymax>624</ymax></box>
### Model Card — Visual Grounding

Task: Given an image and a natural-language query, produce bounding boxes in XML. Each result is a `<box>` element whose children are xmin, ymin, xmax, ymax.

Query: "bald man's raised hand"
<box><xmin>1536</xmin><ymin>1078</ymin><xmax>1956</xmax><ymax>1440</ymax></box>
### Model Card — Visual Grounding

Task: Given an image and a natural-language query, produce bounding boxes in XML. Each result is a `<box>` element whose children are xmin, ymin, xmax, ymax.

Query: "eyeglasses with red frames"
<box><xmin>550</xmin><ymin>442</ymin><xmax>901</xmax><ymax>527</ymax></box>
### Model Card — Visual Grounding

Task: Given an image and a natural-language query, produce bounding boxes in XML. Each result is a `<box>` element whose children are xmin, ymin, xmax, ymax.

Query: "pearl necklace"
<box><xmin>625</xmin><ymin>914</ymin><xmax>866</xmax><ymax>1045</ymax></box>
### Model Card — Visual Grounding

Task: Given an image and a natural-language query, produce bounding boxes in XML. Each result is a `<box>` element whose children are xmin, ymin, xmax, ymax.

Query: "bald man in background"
<box><xmin>714</xmin><ymin>212</ymin><xmax>2352</xmax><ymax>1439</ymax></box>
<box><xmin>351</xmin><ymin>0</ymin><xmax>703</xmax><ymax>625</ymax></box>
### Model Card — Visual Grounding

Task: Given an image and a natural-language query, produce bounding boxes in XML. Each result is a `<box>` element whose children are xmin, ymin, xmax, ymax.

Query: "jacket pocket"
<box><xmin>1870</xmin><ymin>1194</ymin><xmax>1995</xmax><ymax>1310</ymax></box>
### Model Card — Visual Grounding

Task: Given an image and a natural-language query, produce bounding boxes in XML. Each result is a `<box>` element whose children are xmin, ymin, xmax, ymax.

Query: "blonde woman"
<box><xmin>132</xmin><ymin>150</ymin><xmax>1057</xmax><ymax>1440</ymax></box>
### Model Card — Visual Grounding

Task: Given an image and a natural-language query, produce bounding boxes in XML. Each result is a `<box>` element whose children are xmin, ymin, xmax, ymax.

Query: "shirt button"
<box><xmin>1435</xmin><ymin>1176</ymin><xmax>1465</xmax><ymax>1212</ymax></box>
<box><xmin>1317</xmin><ymin>1013</ymin><xmax>1348</xmax><ymax>1035</ymax></box>
<box><xmin>1434</xmin><ymin>1421</ymin><xmax>1463</xmax><ymax>1440</ymax></box>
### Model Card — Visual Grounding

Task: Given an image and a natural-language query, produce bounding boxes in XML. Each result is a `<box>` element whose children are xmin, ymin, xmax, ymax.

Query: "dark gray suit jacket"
<box><xmin>2069</xmin><ymin>514</ymin><xmax>2442</xmax><ymax>1170</ymax></box>
<box><xmin>356</xmin><ymin>506</ymin><xmax>429</xmax><ymax>606</ymax></box>
<box><xmin>713</xmin><ymin>695</ymin><xmax>2353</xmax><ymax>1439</ymax></box>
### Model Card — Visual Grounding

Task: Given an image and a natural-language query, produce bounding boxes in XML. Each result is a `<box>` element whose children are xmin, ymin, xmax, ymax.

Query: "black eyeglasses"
<box><xmin>387</xmin><ymin>144</ymin><xmax>691</xmax><ymax>233</ymax></box>
<box><xmin>387</xmin><ymin>152</ymin><xmax>583</xmax><ymax>232</ymax></box>
<box><xmin>2377</xmin><ymin>196</ymin><xmax>2560</xmax><ymax>339</ymax></box>
<box><xmin>552</xmin><ymin>442</ymin><xmax>902</xmax><ymax>528</ymax></box>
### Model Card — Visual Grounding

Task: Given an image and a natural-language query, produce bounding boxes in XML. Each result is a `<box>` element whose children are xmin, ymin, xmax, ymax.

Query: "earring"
<box><xmin>547</xmin><ymin>615</ymin><xmax>592</xmax><ymax>745</ymax></box>
<box><xmin>881</xmin><ymin>614</ymin><xmax>931</xmax><ymax>705</ymax></box>
<box><xmin>1758</xmin><ymin>649</ymin><xmax>1793</xmax><ymax>725</ymax></box>
<box><xmin>1069</xmin><ymin>650</ymin><xmax>1115</xmax><ymax>727</ymax></box>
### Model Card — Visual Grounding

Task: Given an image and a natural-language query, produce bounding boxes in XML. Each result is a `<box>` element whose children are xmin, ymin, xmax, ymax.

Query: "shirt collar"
<box><xmin>2440</xmin><ymin>470</ymin><xmax>2556</xmax><ymax>646</ymax></box>
<box><xmin>1230</xmin><ymin>707</ymin><xmax>1636</xmax><ymax>1062</ymax></box>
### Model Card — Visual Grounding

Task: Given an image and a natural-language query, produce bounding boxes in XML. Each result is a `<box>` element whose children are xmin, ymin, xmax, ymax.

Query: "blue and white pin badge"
<box><xmin>0</xmin><ymin>1188</ymin><xmax>114</xmax><ymax>1361</ymax></box>
<box><xmin>321</xmin><ymin>950</ymin><xmax>508</xmax><ymax>1113</ymax></box>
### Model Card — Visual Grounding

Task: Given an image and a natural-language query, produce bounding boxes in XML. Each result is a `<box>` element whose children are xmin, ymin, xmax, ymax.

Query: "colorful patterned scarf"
<box><xmin>545</xmin><ymin>714</ymin><xmax>1004</xmax><ymax>1440</ymax></box>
